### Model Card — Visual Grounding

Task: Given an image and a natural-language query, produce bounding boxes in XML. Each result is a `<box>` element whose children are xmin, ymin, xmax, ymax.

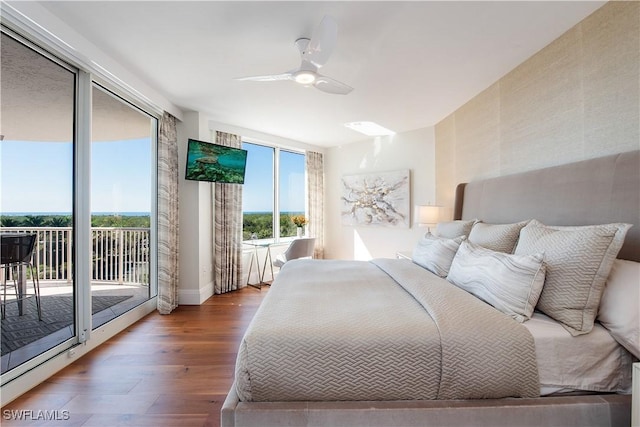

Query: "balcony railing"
<box><xmin>0</xmin><ymin>227</ymin><xmax>150</xmax><ymax>285</ymax></box>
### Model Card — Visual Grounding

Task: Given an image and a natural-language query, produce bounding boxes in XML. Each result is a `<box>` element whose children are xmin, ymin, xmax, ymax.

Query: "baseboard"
<box><xmin>178</xmin><ymin>281</ymin><xmax>214</xmax><ymax>305</ymax></box>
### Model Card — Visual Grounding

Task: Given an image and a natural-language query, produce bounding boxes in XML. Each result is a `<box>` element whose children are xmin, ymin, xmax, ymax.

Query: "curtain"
<box><xmin>306</xmin><ymin>151</ymin><xmax>324</xmax><ymax>259</ymax></box>
<box><xmin>213</xmin><ymin>131</ymin><xmax>244</xmax><ymax>294</ymax></box>
<box><xmin>157</xmin><ymin>112</ymin><xmax>179</xmax><ymax>314</ymax></box>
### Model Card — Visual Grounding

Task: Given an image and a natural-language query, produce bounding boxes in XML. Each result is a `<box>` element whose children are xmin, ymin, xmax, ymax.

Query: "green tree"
<box><xmin>23</xmin><ymin>215</ymin><xmax>46</xmax><ymax>227</ymax></box>
<box><xmin>47</xmin><ymin>216</ymin><xmax>72</xmax><ymax>227</ymax></box>
<box><xmin>242</xmin><ymin>212</ymin><xmax>303</xmax><ymax>240</ymax></box>
<box><xmin>280</xmin><ymin>213</ymin><xmax>298</xmax><ymax>237</ymax></box>
<box><xmin>91</xmin><ymin>215</ymin><xmax>150</xmax><ymax>228</ymax></box>
<box><xmin>0</xmin><ymin>216</ymin><xmax>22</xmax><ymax>227</ymax></box>
<box><xmin>243</xmin><ymin>212</ymin><xmax>274</xmax><ymax>240</ymax></box>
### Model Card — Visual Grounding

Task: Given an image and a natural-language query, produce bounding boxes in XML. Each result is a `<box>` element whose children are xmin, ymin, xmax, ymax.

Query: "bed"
<box><xmin>222</xmin><ymin>150</ymin><xmax>639</xmax><ymax>427</ymax></box>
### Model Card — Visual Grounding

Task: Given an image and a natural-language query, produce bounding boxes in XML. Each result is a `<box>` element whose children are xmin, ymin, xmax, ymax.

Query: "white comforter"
<box><xmin>234</xmin><ymin>258</ymin><xmax>539</xmax><ymax>402</ymax></box>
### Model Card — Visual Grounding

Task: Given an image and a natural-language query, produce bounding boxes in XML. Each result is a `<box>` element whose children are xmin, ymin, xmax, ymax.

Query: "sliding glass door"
<box><xmin>90</xmin><ymin>85</ymin><xmax>157</xmax><ymax>328</ymax></box>
<box><xmin>0</xmin><ymin>31</ymin><xmax>77</xmax><ymax>374</ymax></box>
<box><xmin>0</xmin><ymin>28</ymin><xmax>158</xmax><ymax>385</ymax></box>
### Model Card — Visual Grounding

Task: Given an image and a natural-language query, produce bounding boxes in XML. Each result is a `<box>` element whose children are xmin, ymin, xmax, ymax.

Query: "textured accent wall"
<box><xmin>435</xmin><ymin>1</ymin><xmax>640</xmax><ymax>210</ymax></box>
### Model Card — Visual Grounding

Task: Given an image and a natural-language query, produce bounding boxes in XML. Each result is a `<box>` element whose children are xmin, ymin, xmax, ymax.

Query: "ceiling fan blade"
<box><xmin>313</xmin><ymin>75</ymin><xmax>353</xmax><ymax>95</ymax></box>
<box><xmin>303</xmin><ymin>15</ymin><xmax>338</xmax><ymax>68</ymax></box>
<box><xmin>235</xmin><ymin>73</ymin><xmax>293</xmax><ymax>82</ymax></box>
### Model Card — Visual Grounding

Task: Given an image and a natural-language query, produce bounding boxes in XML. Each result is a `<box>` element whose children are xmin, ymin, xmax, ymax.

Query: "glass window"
<box><xmin>0</xmin><ymin>32</ymin><xmax>76</xmax><ymax>374</ymax></box>
<box><xmin>242</xmin><ymin>142</ymin><xmax>274</xmax><ymax>240</ymax></box>
<box><xmin>241</xmin><ymin>142</ymin><xmax>305</xmax><ymax>241</ymax></box>
<box><xmin>279</xmin><ymin>150</ymin><xmax>306</xmax><ymax>237</ymax></box>
<box><xmin>91</xmin><ymin>85</ymin><xmax>157</xmax><ymax>329</ymax></box>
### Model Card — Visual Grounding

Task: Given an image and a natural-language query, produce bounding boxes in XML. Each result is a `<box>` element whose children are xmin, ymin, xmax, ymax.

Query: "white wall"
<box><xmin>324</xmin><ymin>127</ymin><xmax>436</xmax><ymax>260</ymax></box>
<box><xmin>435</xmin><ymin>1</ymin><xmax>640</xmax><ymax>211</ymax></box>
<box><xmin>177</xmin><ymin>112</ymin><xmax>215</xmax><ymax>304</ymax></box>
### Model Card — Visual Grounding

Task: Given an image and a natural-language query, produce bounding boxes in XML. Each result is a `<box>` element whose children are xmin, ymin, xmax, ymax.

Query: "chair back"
<box><xmin>283</xmin><ymin>237</ymin><xmax>316</xmax><ymax>261</ymax></box>
<box><xmin>1</xmin><ymin>234</ymin><xmax>37</xmax><ymax>265</ymax></box>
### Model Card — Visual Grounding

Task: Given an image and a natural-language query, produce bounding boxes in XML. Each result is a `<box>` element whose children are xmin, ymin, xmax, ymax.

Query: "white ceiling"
<box><xmin>37</xmin><ymin>1</ymin><xmax>606</xmax><ymax>147</ymax></box>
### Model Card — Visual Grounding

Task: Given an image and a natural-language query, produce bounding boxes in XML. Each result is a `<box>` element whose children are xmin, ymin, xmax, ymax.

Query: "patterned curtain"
<box><xmin>306</xmin><ymin>151</ymin><xmax>324</xmax><ymax>259</ymax></box>
<box><xmin>157</xmin><ymin>112</ymin><xmax>179</xmax><ymax>314</ymax></box>
<box><xmin>213</xmin><ymin>131</ymin><xmax>244</xmax><ymax>294</ymax></box>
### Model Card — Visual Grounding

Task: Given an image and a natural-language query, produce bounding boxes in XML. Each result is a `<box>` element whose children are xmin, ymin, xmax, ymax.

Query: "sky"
<box><xmin>242</xmin><ymin>142</ymin><xmax>305</xmax><ymax>213</ymax></box>
<box><xmin>1</xmin><ymin>138</ymin><xmax>151</xmax><ymax>214</ymax></box>
<box><xmin>0</xmin><ymin>139</ymin><xmax>304</xmax><ymax>215</ymax></box>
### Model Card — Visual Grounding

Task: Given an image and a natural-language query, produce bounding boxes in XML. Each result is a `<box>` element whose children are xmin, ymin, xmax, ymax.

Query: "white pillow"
<box><xmin>447</xmin><ymin>241</ymin><xmax>546</xmax><ymax>323</ymax></box>
<box><xmin>468</xmin><ymin>220</ymin><xmax>529</xmax><ymax>253</ymax></box>
<box><xmin>412</xmin><ymin>233</ymin><xmax>465</xmax><ymax>277</ymax></box>
<box><xmin>514</xmin><ymin>220</ymin><xmax>631</xmax><ymax>336</ymax></box>
<box><xmin>435</xmin><ymin>219</ymin><xmax>477</xmax><ymax>239</ymax></box>
<box><xmin>597</xmin><ymin>259</ymin><xmax>640</xmax><ymax>359</ymax></box>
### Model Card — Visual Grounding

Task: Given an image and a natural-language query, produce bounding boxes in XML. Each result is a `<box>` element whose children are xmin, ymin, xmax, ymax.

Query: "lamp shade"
<box><xmin>415</xmin><ymin>205</ymin><xmax>441</xmax><ymax>227</ymax></box>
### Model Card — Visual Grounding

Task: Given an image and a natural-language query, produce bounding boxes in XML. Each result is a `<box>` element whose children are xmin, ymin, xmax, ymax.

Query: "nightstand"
<box><xmin>396</xmin><ymin>251</ymin><xmax>412</xmax><ymax>260</ymax></box>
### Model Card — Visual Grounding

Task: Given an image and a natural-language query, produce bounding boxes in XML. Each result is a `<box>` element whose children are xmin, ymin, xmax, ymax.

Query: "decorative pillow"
<box><xmin>597</xmin><ymin>259</ymin><xmax>640</xmax><ymax>359</ymax></box>
<box><xmin>436</xmin><ymin>219</ymin><xmax>477</xmax><ymax>239</ymax></box>
<box><xmin>468</xmin><ymin>220</ymin><xmax>530</xmax><ymax>253</ymax></box>
<box><xmin>447</xmin><ymin>241</ymin><xmax>546</xmax><ymax>323</ymax></box>
<box><xmin>412</xmin><ymin>233</ymin><xmax>465</xmax><ymax>277</ymax></box>
<box><xmin>514</xmin><ymin>220</ymin><xmax>631</xmax><ymax>336</ymax></box>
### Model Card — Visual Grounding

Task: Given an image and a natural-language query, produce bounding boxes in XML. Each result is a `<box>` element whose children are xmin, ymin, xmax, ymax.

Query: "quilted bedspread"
<box><xmin>234</xmin><ymin>258</ymin><xmax>539</xmax><ymax>402</ymax></box>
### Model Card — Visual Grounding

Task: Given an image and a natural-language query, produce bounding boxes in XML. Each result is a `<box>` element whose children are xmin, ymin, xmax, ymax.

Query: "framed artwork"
<box><xmin>341</xmin><ymin>169</ymin><xmax>410</xmax><ymax>227</ymax></box>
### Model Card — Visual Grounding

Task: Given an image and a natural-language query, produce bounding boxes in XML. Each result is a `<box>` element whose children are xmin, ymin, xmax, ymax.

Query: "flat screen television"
<box><xmin>185</xmin><ymin>139</ymin><xmax>248</xmax><ymax>184</ymax></box>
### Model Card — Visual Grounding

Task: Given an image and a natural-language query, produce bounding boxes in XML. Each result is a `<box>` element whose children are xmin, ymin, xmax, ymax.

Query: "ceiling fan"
<box><xmin>236</xmin><ymin>16</ymin><xmax>353</xmax><ymax>95</ymax></box>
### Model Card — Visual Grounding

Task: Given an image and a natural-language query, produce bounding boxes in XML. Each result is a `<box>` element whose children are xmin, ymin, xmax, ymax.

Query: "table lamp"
<box><xmin>415</xmin><ymin>205</ymin><xmax>441</xmax><ymax>233</ymax></box>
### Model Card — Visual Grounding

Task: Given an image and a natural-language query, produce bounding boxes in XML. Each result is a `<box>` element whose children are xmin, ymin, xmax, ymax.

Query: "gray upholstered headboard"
<box><xmin>454</xmin><ymin>150</ymin><xmax>640</xmax><ymax>262</ymax></box>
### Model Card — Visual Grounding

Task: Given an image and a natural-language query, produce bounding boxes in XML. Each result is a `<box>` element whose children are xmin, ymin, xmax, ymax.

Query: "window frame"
<box><xmin>241</xmin><ymin>138</ymin><xmax>306</xmax><ymax>243</ymax></box>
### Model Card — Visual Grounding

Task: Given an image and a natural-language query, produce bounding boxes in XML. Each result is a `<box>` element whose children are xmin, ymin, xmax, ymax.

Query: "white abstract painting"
<box><xmin>341</xmin><ymin>169</ymin><xmax>410</xmax><ymax>227</ymax></box>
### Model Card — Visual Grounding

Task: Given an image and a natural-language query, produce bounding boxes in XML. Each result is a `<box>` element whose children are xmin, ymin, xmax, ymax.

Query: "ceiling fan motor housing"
<box><xmin>295</xmin><ymin>38</ymin><xmax>311</xmax><ymax>55</ymax></box>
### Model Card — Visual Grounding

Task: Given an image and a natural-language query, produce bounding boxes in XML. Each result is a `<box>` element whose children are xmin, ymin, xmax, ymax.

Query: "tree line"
<box><xmin>0</xmin><ymin>215</ymin><xmax>150</xmax><ymax>228</ymax></box>
<box><xmin>2</xmin><ymin>213</ymin><xmax>299</xmax><ymax>237</ymax></box>
<box><xmin>243</xmin><ymin>212</ymin><xmax>303</xmax><ymax>240</ymax></box>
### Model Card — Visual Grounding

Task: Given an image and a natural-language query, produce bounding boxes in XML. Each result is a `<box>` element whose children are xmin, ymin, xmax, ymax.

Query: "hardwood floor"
<box><xmin>1</xmin><ymin>286</ymin><xmax>268</xmax><ymax>427</ymax></box>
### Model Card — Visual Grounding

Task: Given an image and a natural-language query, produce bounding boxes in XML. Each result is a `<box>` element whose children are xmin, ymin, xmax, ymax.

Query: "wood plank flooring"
<box><xmin>1</xmin><ymin>286</ymin><xmax>268</xmax><ymax>427</ymax></box>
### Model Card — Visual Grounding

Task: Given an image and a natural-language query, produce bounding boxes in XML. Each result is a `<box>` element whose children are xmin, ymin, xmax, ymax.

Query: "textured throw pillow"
<box><xmin>412</xmin><ymin>233</ymin><xmax>465</xmax><ymax>277</ymax></box>
<box><xmin>514</xmin><ymin>220</ymin><xmax>631</xmax><ymax>336</ymax></box>
<box><xmin>435</xmin><ymin>219</ymin><xmax>477</xmax><ymax>239</ymax></box>
<box><xmin>468</xmin><ymin>220</ymin><xmax>530</xmax><ymax>254</ymax></box>
<box><xmin>597</xmin><ymin>259</ymin><xmax>640</xmax><ymax>359</ymax></box>
<box><xmin>447</xmin><ymin>241</ymin><xmax>546</xmax><ymax>323</ymax></box>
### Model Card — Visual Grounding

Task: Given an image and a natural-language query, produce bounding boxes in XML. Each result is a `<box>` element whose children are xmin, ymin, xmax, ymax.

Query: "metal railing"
<box><xmin>0</xmin><ymin>227</ymin><xmax>150</xmax><ymax>285</ymax></box>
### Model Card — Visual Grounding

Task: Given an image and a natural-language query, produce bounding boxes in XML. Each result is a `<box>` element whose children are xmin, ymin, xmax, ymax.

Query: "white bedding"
<box><xmin>235</xmin><ymin>258</ymin><xmax>540</xmax><ymax>402</ymax></box>
<box><xmin>235</xmin><ymin>257</ymin><xmax>634</xmax><ymax>401</ymax></box>
<box><xmin>525</xmin><ymin>312</ymin><xmax>635</xmax><ymax>395</ymax></box>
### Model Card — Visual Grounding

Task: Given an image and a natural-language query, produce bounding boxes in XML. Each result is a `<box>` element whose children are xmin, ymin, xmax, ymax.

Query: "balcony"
<box><xmin>1</xmin><ymin>226</ymin><xmax>150</xmax><ymax>284</ymax></box>
<box><xmin>1</xmin><ymin>226</ymin><xmax>151</xmax><ymax>373</ymax></box>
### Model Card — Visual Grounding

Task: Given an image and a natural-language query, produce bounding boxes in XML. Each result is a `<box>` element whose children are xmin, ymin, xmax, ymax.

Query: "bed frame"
<box><xmin>221</xmin><ymin>150</ymin><xmax>639</xmax><ymax>427</ymax></box>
